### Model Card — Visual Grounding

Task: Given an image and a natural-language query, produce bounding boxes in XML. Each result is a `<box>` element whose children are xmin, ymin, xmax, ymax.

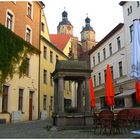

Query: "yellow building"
<box><xmin>40</xmin><ymin>10</ymin><xmax>72</xmax><ymax>119</ymax></box>
<box><xmin>0</xmin><ymin>1</ymin><xmax>44</xmax><ymax>123</ymax></box>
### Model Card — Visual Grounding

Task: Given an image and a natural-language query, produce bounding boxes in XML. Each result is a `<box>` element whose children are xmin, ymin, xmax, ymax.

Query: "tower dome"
<box><xmin>80</xmin><ymin>15</ymin><xmax>96</xmax><ymax>52</ymax></box>
<box><xmin>57</xmin><ymin>10</ymin><xmax>73</xmax><ymax>35</ymax></box>
<box><xmin>62</xmin><ymin>10</ymin><xmax>67</xmax><ymax>17</ymax></box>
<box><xmin>85</xmin><ymin>17</ymin><xmax>90</xmax><ymax>23</ymax></box>
<box><xmin>58</xmin><ymin>10</ymin><xmax>72</xmax><ymax>26</ymax></box>
<box><xmin>81</xmin><ymin>16</ymin><xmax>94</xmax><ymax>32</ymax></box>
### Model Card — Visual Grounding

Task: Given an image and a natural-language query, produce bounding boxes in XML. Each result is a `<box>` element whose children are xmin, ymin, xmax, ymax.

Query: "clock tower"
<box><xmin>57</xmin><ymin>10</ymin><xmax>73</xmax><ymax>35</ymax></box>
<box><xmin>81</xmin><ymin>16</ymin><xmax>96</xmax><ymax>52</ymax></box>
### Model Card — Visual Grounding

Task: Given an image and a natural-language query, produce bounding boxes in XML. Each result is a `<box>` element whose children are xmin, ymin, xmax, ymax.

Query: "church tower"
<box><xmin>81</xmin><ymin>16</ymin><xmax>96</xmax><ymax>52</ymax></box>
<box><xmin>57</xmin><ymin>10</ymin><xmax>73</xmax><ymax>35</ymax></box>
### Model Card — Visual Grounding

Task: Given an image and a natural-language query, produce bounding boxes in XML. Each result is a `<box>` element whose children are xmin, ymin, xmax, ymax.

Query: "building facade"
<box><xmin>40</xmin><ymin>10</ymin><xmax>72</xmax><ymax>119</ymax></box>
<box><xmin>89</xmin><ymin>1</ymin><xmax>140</xmax><ymax>110</ymax></box>
<box><xmin>0</xmin><ymin>1</ymin><xmax>44</xmax><ymax>122</ymax></box>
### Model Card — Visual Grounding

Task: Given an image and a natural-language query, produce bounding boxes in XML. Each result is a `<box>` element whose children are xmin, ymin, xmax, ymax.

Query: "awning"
<box><xmin>115</xmin><ymin>89</ymin><xmax>135</xmax><ymax>98</ymax></box>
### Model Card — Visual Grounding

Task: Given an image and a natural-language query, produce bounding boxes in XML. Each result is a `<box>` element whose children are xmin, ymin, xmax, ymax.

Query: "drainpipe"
<box><xmin>38</xmin><ymin>9</ymin><xmax>42</xmax><ymax>120</ymax></box>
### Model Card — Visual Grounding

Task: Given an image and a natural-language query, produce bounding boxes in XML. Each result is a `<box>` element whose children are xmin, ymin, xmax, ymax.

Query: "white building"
<box><xmin>89</xmin><ymin>1</ymin><xmax>140</xmax><ymax>110</ymax></box>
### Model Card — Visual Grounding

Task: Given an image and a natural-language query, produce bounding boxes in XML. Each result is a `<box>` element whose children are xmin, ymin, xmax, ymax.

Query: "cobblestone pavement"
<box><xmin>0</xmin><ymin>119</ymin><xmax>137</xmax><ymax>138</ymax></box>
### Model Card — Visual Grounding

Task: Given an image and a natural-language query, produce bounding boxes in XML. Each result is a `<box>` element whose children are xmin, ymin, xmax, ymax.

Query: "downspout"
<box><xmin>38</xmin><ymin>8</ymin><xmax>42</xmax><ymax>120</ymax></box>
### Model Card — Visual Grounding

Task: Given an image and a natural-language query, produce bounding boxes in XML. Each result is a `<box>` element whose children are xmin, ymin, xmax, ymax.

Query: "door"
<box><xmin>29</xmin><ymin>91</ymin><xmax>33</xmax><ymax>120</ymax></box>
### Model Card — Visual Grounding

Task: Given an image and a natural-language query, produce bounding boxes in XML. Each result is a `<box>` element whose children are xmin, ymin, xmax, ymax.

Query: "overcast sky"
<box><xmin>43</xmin><ymin>0</ymin><xmax>124</xmax><ymax>42</ymax></box>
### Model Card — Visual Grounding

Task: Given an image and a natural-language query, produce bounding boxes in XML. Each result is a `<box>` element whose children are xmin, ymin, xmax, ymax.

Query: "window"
<box><xmin>117</xmin><ymin>36</ymin><xmax>121</xmax><ymax>50</ymax></box>
<box><xmin>41</xmin><ymin>22</ymin><xmax>44</xmax><ymax>32</ymax></box>
<box><xmin>110</xmin><ymin>66</ymin><xmax>114</xmax><ymax>79</ymax></box>
<box><xmin>27</xmin><ymin>2</ymin><xmax>32</xmax><ymax>18</ymax></box>
<box><xmin>50</xmin><ymin>96</ymin><xmax>53</xmax><ymax>111</ymax></box>
<box><xmin>18</xmin><ymin>89</ymin><xmax>23</xmax><ymax>111</ymax></box>
<box><xmin>127</xmin><ymin>6</ymin><xmax>132</xmax><ymax>15</ymax></box>
<box><xmin>94</xmin><ymin>75</ymin><xmax>96</xmax><ymax>87</ymax></box>
<box><xmin>137</xmin><ymin>1</ymin><xmax>140</xmax><ymax>7</ymax></box>
<box><xmin>129</xmin><ymin>24</ymin><xmax>133</xmax><ymax>42</ymax></box>
<box><xmin>43</xmin><ymin>95</ymin><xmax>47</xmax><ymax>110</ymax></box>
<box><xmin>130</xmin><ymin>6</ymin><xmax>132</xmax><ymax>13</ymax></box>
<box><xmin>109</xmin><ymin>43</ymin><xmax>112</xmax><ymax>56</ymax></box>
<box><xmin>104</xmin><ymin>70</ymin><xmax>106</xmax><ymax>82</ymax></box>
<box><xmin>98</xmin><ymin>72</ymin><xmax>101</xmax><ymax>85</ymax></box>
<box><xmin>127</xmin><ymin>8</ymin><xmax>130</xmax><ymax>15</ymax></box>
<box><xmin>50</xmin><ymin>51</ymin><xmax>53</xmax><ymax>63</ymax></box>
<box><xmin>43</xmin><ymin>46</ymin><xmax>47</xmax><ymax>59</ymax></box>
<box><xmin>25</xmin><ymin>58</ymin><xmax>30</xmax><ymax>76</ymax></box>
<box><xmin>98</xmin><ymin>52</ymin><xmax>100</xmax><ymax>63</ymax></box>
<box><xmin>56</xmin><ymin>55</ymin><xmax>59</xmax><ymax>62</ymax></box>
<box><xmin>119</xmin><ymin>61</ymin><xmax>123</xmax><ymax>77</ymax></box>
<box><xmin>93</xmin><ymin>56</ymin><xmax>95</xmax><ymax>66</ymax></box>
<box><xmin>2</xmin><ymin>85</ymin><xmax>9</xmax><ymax>112</ymax></box>
<box><xmin>26</xmin><ymin>27</ymin><xmax>32</xmax><ymax>43</ymax></box>
<box><xmin>6</xmin><ymin>11</ymin><xmax>13</xmax><ymax>30</ymax></box>
<box><xmin>50</xmin><ymin>73</ymin><xmax>53</xmax><ymax>86</ymax></box>
<box><xmin>103</xmin><ymin>48</ymin><xmax>106</xmax><ymax>59</ymax></box>
<box><xmin>43</xmin><ymin>69</ymin><xmax>47</xmax><ymax>84</ymax></box>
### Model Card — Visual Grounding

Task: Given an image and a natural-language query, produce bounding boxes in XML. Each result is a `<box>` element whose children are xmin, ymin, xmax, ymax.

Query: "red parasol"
<box><xmin>136</xmin><ymin>81</ymin><xmax>140</xmax><ymax>103</ymax></box>
<box><xmin>89</xmin><ymin>77</ymin><xmax>95</xmax><ymax>108</ymax></box>
<box><xmin>105</xmin><ymin>64</ymin><xmax>115</xmax><ymax>107</ymax></box>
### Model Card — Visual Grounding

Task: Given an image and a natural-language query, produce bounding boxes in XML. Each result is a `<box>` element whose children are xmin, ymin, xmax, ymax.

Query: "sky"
<box><xmin>43</xmin><ymin>0</ymin><xmax>124</xmax><ymax>42</ymax></box>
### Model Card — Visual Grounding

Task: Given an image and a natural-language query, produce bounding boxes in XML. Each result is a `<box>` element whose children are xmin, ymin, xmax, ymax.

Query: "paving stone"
<box><xmin>0</xmin><ymin>119</ymin><xmax>135</xmax><ymax>138</ymax></box>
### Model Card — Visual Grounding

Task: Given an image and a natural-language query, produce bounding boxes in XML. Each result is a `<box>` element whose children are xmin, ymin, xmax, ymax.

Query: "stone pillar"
<box><xmin>58</xmin><ymin>76</ymin><xmax>64</xmax><ymax>113</ymax></box>
<box><xmin>85</xmin><ymin>77</ymin><xmax>90</xmax><ymax>113</ymax></box>
<box><xmin>77</xmin><ymin>80</ymin><xmax>83</xmax><ymax>112</ymax></box>
<box><xmin>53</xmin><ymin>80</ymin><xmax>58</xmax><ymax>114</ymax></box>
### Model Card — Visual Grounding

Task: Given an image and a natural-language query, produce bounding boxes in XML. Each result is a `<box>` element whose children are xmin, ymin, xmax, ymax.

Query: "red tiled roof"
<box><xmin>50</xmin><ymin>34</ymin><xmax>71</xmax><ymax>51</ymax></box>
